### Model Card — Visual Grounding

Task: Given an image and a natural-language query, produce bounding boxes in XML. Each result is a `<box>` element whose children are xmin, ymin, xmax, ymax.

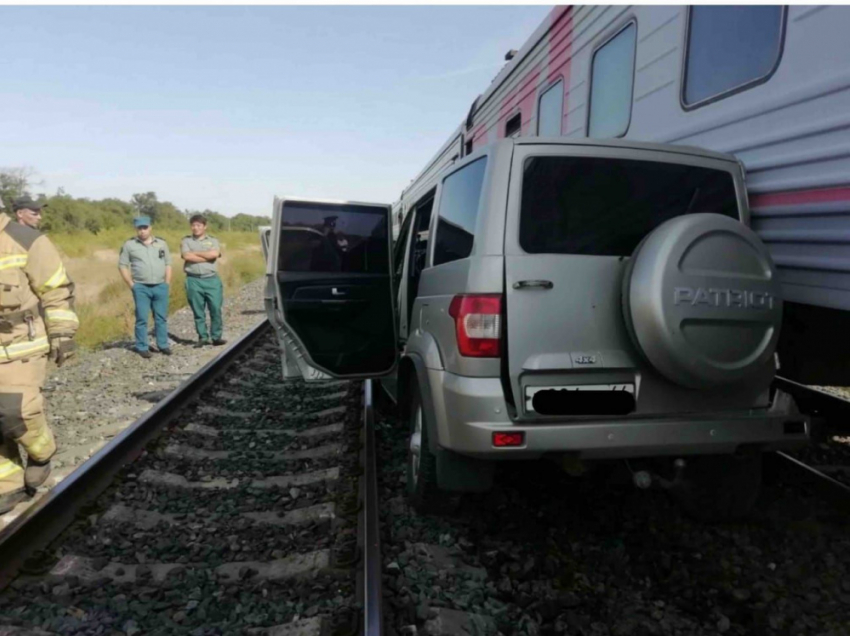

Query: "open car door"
<box><xmin>259</xmin><ymin>225</ymin><xmax>275</xmax><ymax>324</ymax></box>
<box><xmin>259</xmin><ymin>225</ymin><xmax>272</xmax><ymax>262</ymax></box>
<box><xmin>270</xmin><ymin>197</ymin><xmax>397</xmax><ymax>381</ymax></box>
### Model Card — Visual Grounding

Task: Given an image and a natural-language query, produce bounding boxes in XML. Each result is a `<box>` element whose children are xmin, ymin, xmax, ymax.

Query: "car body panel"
<box><xmin>502</xmin><ymin>142</ymin><xmax>771</xmax><ymax>421</ymax></box>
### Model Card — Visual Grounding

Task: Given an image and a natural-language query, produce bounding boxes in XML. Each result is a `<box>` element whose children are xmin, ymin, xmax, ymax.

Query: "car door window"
<box><xmin>393</xmin><ymin>208</ymin><xmax>414</xmax><ymax>283</ymax></box>
<box><xmin>279</xmin><ymin>201</ymin><xmax>389</xmax><ymax>274</ymax></box>
<box><xmin>408</xmin><ymin>196</ymin><xmax>434</xmax><ymax>322</ymax></box>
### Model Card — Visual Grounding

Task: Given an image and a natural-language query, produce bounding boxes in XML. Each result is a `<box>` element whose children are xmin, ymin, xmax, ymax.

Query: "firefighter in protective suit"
<box><xmin>0</xmin><ymin>211</ymin><xmax>78</xmax><ymax>514</ymax></box>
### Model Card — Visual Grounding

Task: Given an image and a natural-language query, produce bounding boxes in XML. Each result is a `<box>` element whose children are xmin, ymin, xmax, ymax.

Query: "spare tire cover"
<box><xmin>623</xmin><ymin>213</ymin><xmax>781</xmax><ymax>389</ymax></box>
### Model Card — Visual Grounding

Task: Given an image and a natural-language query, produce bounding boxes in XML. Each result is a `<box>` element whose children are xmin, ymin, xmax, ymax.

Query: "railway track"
<box><xmin>2</xmin><ymin>323</ymin><xmax>850</xmax><ymax>635</ymax></box>
<box><xmin>0</xmin><ymin>321</ymin><xmax>383</xmax><ymax>636</ymax></box>
<box><xmin>374</xmin><ymin>382</ymin><xmax>850</xmax><ymax>636</ymax></box>
<box><xmin>769</xmin><ymin>377</ymin><xmax>850</xmax><ymax>513</ymax></box>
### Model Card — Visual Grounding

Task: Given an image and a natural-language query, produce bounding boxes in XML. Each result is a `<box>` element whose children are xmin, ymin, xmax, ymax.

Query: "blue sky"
<box><xmin>0</xmin><ymin>6</ymin><xmax>550</xmax><ymax>216</ymax></box>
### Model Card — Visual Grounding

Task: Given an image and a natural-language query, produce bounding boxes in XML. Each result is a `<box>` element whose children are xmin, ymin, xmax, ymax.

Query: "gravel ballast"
<box><xmin>1</xmin><ymin>278</ymin><xmax>269</xmax><ymax>528</ymax></box>
<box><xmin>0</xmin><ymin>334</ymin><xmax>363</xmax><ymax>635</ymax></box>
<box><xmin>376</xmin><ymin>403</ymin><xmax>850</xmax><ymax>636</ymax></box>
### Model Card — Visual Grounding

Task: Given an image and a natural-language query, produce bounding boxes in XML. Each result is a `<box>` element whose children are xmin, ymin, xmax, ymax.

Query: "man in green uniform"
<box><xmin>118</xmin><ymin>217</ymin><xmax>173</xmax><ymax>359</ymax></box>
<box><xmin>181</xmin><ymin>214</ymin><xmax>226</xmax><ymax>347</ymax></box>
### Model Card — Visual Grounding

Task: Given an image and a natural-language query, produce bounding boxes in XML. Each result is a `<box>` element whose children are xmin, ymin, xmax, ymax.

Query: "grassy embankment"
<box><xmin>53</xmin><ymin>228</ymin><xmax>265</xmax><ymax>349</ymax></box>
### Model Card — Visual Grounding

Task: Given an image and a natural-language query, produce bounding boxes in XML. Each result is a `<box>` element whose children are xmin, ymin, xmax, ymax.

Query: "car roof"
<box><xmin>511</xmin><ymin>136</ymin><xmax>739</xmax><ymax>164</ymax></box>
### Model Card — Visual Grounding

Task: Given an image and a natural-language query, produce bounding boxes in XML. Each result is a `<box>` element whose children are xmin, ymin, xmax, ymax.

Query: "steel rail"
<box><xmin>771</xmin><ymin>451</ymin><xmax>850</xmax><ymax>514</ymax></box>
<box><xmin>767</xmin><ymin>377</ymin><xmax>850</xmax><ymax>511</ymax></box>
<box><xmin>362</xmin><ymin>379</ymin><xmax>384</xmax><ymax>636</ymax></box>
<box><xmin>775</xmin><ymin>375</ymin><xmax>850</xmax><ymax>436</ymax></box>
<box><xmin>0</xmin><ymin>319</ymin><xmax>271</xmax><ymax>591</ymax></box>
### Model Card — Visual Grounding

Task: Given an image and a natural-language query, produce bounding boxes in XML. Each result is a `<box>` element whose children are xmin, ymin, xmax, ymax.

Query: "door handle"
<box><xmin>513</xmin><ymin>280</ymin><xmax>553</xmax><ymax>290</ymax></box>
<box><xmin>331</xmin><ymin>288</ymin><xmax>346</xmax><ymax>296</ymax></box>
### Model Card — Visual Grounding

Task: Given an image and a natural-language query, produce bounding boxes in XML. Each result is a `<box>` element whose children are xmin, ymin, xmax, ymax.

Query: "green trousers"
<box><xmin>185</xmin><ymin>275</ymin><xmax>223</xmax><ymax>341</ymax></box>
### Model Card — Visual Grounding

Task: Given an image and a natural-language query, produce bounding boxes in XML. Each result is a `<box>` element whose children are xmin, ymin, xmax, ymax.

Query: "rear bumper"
<box><xmin>429</xmin><ymin>370</ymin><xmax>810</xmax><ymax>460</ymax></box>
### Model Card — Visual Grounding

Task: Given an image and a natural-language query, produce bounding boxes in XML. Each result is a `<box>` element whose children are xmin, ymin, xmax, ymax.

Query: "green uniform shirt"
<box><xmin>181</xmin><ymin>234</ymin><xmax>221</xmax><ymax>278</ymax></box>
<box><xmin>118</xmin><ymin>237</ymin><xmax>172</xmax><ymax>284</ymax></box>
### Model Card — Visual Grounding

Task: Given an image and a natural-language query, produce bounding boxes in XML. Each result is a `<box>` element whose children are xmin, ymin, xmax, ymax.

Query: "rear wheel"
<box><xmin>672</xmin><ymin>451</ymin><xmax>763</xmax><ymax>522</ymax></box>
<box><xmin>406</xmin><ymin>380</ymin><xmax>442</xmax><ymax>512</ymax></box>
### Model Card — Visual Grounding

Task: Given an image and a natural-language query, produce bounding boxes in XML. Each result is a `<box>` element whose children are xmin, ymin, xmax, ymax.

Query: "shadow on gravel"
<box><xmin>134</xmin><ymin>389</ymin><xmax>174</xmax><ymax>403</ymax></box>
<box><xmin>100</xmin><ymin>331</ymin><xmax>197</xmax><ymax>351</ymax></box>
<box><xmin>166</xmin><ymin>332</ymin><xmax>197</xmax><ymax>345</ymax></box>
<box><xmin>241</xmin><ymin>309</ymin><xmax>265</xmax><ymax>315</ymax></box>
<box><xmin>100</xmin><ymin>339</ymin><xmax>136</xmax><ymax>351</ymax></box>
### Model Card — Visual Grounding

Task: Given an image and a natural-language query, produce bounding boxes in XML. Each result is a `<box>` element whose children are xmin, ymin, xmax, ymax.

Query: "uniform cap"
<box><xmin>134</xmin><ymin>216</ymin><xmax>152</xmax><ymax>228</ymax></box>
<box><xmin>12</xmin><ymin>196</ymin><xmax>47</xmax><ymax>212</ymax></box>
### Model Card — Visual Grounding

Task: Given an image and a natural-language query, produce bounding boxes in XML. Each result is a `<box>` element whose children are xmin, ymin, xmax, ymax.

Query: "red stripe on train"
<box><xmin>468</xmin><ymin>6</ymin><xmax>573</xmax><ymax>150</ymax></box>
<box><xmin>548</xmin><ymin>6</ymin><xmax>573</xmax><ymax>133</ymax></box>
<box><xmin>497</xmin><ymin>66</ymin><xmax>541</xmax><ymax>139</ymax></box>
<box><xmin>750</xmin><ymin>186</ymin><xmax>850</xmax><ymax>208</ymax></box>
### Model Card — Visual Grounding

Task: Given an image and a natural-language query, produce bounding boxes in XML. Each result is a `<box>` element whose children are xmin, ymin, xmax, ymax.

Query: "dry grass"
<box><xmin>52</xmin><ymin>228</ymin><xmax>261</xmax><ymax>259</ymax></box>
<box><xmin>52</xmin><ymin>230</ymin><xmax>265</xmax><ymax>349</ymax></box>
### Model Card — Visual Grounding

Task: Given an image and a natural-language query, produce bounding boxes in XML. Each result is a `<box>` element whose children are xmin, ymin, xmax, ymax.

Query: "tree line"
<box><xmin>0</xmin><ymin>167</ymin><xmax>270</xmax><ymax>234</ymax></box>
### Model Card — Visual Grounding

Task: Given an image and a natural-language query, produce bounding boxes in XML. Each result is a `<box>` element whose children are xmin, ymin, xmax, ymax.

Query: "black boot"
<box><xmin>25</xmin><ymin>458</ymin><xmax>52</xmax><ymax>491</ymax></box>
<box><xmin>0</xmin><ymin>489</ymin><xmax>29</xmax><ymax>515</ymax></box>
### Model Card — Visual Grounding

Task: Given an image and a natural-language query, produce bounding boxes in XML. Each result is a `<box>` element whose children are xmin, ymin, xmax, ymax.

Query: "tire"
<box><xmin>406</xmin><ymin>379</ymin><xmax>443</xmax><ymax>512</ymax></box>
<box><xmin>671</xmin><ymin>451</ymin><xmax>763</xmax><ymax>522</ymax></box>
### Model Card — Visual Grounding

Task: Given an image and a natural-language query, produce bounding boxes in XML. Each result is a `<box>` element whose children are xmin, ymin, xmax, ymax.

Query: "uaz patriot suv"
<box><xmin>265</xmin><ymin>138</ymin><xmax>810</xmax><ymax>520</ymax></box>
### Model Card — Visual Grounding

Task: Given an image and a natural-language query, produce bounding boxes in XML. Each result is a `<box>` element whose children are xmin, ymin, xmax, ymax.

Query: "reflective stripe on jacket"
<box><xmin>0</xmin><ymin>215</ymin><xmax>78</xmax><ymax>362</ymax></box>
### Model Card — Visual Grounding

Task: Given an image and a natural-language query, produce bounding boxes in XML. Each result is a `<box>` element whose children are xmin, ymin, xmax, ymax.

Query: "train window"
<box><xmin>683</xmin><ymin>6</ymin><xmax>785</xmax><ymax>108</ymax></box>
<box><xmin>433</xmin><ymin>157</ymin><xmax>488</xmax><ymax>266</ymax></box>
<box><xmin>587</xmin><ymin>22</ymin><xmax>636</xmax><ymax>138</ymax></box>
<box><xmin>505</xmin><ymin>112</ymin><xmax>522</xmax><ymax>138</ymax></box>
<box><xmin>537</xmin><ymin>79</ymin><xmax>564</xmax><ymax>137</ymax></box>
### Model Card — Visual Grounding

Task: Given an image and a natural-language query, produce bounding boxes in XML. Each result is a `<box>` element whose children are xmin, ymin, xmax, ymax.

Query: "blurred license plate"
<box><xmin>525</xmin><ymin>384</ymin><xmax>635</xmax><ymax>412</ymax></box>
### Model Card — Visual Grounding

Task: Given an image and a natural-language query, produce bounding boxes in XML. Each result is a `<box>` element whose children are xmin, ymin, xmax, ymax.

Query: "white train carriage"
<box><xmin>396</xmin><ymin>5</ymin><xmax>850</xmax><ymax>384</ymax></box>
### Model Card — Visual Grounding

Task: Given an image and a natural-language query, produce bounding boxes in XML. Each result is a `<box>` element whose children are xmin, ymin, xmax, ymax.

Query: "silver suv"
<box><xmin>266</xmin><ymin>138</ymin><xmax>810</xmax><ymax>520</ymax></box>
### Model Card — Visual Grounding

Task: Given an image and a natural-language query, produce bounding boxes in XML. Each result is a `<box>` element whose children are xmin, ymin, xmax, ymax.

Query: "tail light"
<box><xmin>493</xmin><ymin>432</ymin><xmax>524</xmax><ymax>447</ymax></box>
<box><xmin>448</xmin><ymin>294</ymin><xmax>502</xmax><ymax>358</ymax></box>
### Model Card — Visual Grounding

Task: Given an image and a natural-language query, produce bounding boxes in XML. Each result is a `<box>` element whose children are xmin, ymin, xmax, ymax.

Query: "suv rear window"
<box><xmin>519</xmin><ymin>156</ymin><xmax>739</xmax><ymax>256</ymax></box>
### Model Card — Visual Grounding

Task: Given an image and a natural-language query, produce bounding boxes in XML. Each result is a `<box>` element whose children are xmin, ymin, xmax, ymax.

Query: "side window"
<box><xmin>505</xmin><ymin>112</ymin><xmax>522</xmax><ymax>138</ymax></box>
<box><xmin>587</xmin><ymin>22</ymin><xmax>636</xmax><ymax>138</ymax></box>
<box><xmin>393</xmin><ymin>209</ymin><xmax>414</xmax><ymax>282</ymax></box>
<box><xmin>409</xmin><ymin>196</ymin><xmax>434</xmax><ymax>280</ymax></box>
<box><xmin>433</xmin><ymin>157</ymin><xmax>488</xmax><ymax>267</ymax></box>
<box><xmin>537</xmin><ymin>80</ymin><xmax>564</xmax><ymax>136</ymax></box>
<box><xmin>407</xmin><ymin>196</ymin><xmax>434</xmax><ymax>320</ymax></box>
<box><xmin>683</xmin><ymin>6</ymin><xmax>785</xmax><ymax>107</ymax></box>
